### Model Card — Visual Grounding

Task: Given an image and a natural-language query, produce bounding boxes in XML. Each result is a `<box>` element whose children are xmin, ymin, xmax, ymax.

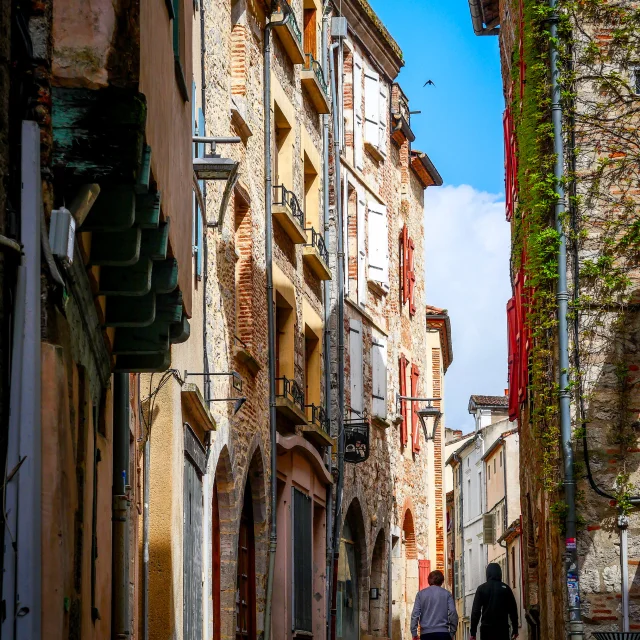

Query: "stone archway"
<box><xmin>213</xmin><ymin>445</ymin><xmax>235</xmax><ymax>640</ymax></box>
<box><xmin>369</xmin><ymin>528</ymin><xmax>388</xmax><ymax>637</ymax></box>
<box><xmin>234</xmin><ymin>440</ymin><xmax>268</xmax><ymax>640</ymax></box>
<box><xmin>338</xmin><ymin>498</ymin><xmax>369</xmax><ymax>640</ymax></box>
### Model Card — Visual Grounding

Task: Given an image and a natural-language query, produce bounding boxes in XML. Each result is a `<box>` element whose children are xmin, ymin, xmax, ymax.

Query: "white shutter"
<box><xmin>367</xmin><ymin>201</ymin><xmax>389</xmax><ymax>287</ymax></box>
<box><xmin>364</xmin><ymin>66</ymin><xmax>380</xmax><ymax>147</ymax></box>
<box><xmin>356</xmin><ymin>187</ymin><xmax>367</xmax><ymax>307</ymax></box>
<box><xmin>349</xmin><ymin>319</ymin><xmax>363</xmax><ymax>415</ymax></box>
<box><xmin>353</xmin><ymin>53</ymin><xmax>364</xmax><ymax>170</ymax></box>
<box><xmin>372</xmin><ymin>335</ymin><xmax>387</xmax><ymax>419</ymax></box>
<box><xmin>378</xmin><ymin>80</ymin><xmax>388</xmax><ymax>157</ymax></box>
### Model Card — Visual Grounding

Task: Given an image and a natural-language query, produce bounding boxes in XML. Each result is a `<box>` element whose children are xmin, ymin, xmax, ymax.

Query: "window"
<box><xmin>487</xmin><ymin>465</ymin><xmax>491</xmax><ymax>481</ymax></box>
<box><xmin>511</xmin><ymin>547</ymin><xmax>516</xmax><ymax>589</ymax></box>
<box><xmin>292</xmin><ymin>488</ymin><xmax>313</xmax><ymax>632</ymax></box>
<box><xmin>236</xmin><ymin>482</ymin><xmax>256</xmax><ymax>639</ymax></box>
<box><xmin>274</xmin><ymin>103</ymin><xmax>293</xmax><ymax>190</ymax></box>
<box><xmin>500</xmin><ymin>450</ymin><xmax>503</xmax><ymax>467</ymax></box>
<box><xmin>477</xmin><ymin>471</ymin><xmax>482</xmax><ymax>514</ymax></box>
<box><xmin>304</xmin><ymin>325</ymin><xmax>321</xmax><ymax>409</ymax></box>
<box><xmin>632</xmin><ymin>67</ymin><xmax>640</xmax><ymax>95</ymax></box>
<box><xmin>275</xmin><ymin>284</ymin><xmax>296</xmax><ymax>392</ymax></box>
<box><xmin>349</xmin><ymin>319</ymin><xmax>363</xmax><ymax>416</ymax></box>
<box><xmin>303</xmin><ymin>152</ymin><xmax>320</xmax><ymax>231</ymax></box>
<box><xmin>372</xmin><ymin>336</ymin><xmax>387</xmax><ymax>419</ymax></box>
<box><xmin>353</xmin><ymin>52</ymin><xmax>364</xmax><ymax>170</ymax></box>
<box><xmin>172</xmin><ymin>0</ymin><xmax>189</xmax><ymax>101</ymax></box>
<box><xmin>400</xmin><ymin>226</ymin><xmax>417</xmax><ymax>315</ymax></box>
<box><xmin>494</xmin><ymin>458</ymin><xmax>497</xmax><ymax>474</ymax></box>
<box><xmin>367</xmin><ymin>201</ymin><xmax>389</xmax><ymax>289</ymax></box>
<box><xmin>467</xmin><ymin>479</ymin><xmax>471</xmax><ymax>520</ymax></box>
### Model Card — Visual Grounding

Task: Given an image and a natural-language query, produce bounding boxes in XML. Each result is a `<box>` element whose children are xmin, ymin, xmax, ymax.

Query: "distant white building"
<box><xmin>447</xmin><ymin>395</ymin><xmax>515</xmax><ymax>640</ymax></box>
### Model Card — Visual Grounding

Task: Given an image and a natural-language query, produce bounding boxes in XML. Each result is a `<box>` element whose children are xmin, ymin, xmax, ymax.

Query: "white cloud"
<box><xmin>423</xmin><ymin>184</ymin><xmax>511</xmax><ymax>433</ymax></box>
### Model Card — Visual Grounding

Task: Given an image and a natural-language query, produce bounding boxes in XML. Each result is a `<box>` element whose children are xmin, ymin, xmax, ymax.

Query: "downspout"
<box><xmin>456</xmin><ymin>454</ymin><xmax>466</xmax><ymax>624</ymax></box>
<box><xmin>112</xmin><ymin>372</ymin><xmax>131</xmax><ymax>639</ymax></box>
<box><xmin>262</xmin><ymin>8</ymin><xmax>291</xmax><ymax>640</ymax></box>
<box><xmin>321</xmin><ymin>3</ymin><xmax>334</xmax><ymax>637</ymax></box>
<box><xmin>328</xmin><ymin>37</ymin><xmax>345</xmax><ymax>640</ymax></box>
<box><xmin>502</xmin><ymin>440</ymin><xmax>509</xmax><ymax>586</ymax></box>
<box><xmin>549</xmin><ymin>1</ymin><xmax>582</xmax><ymax>637</ymax></box>
<box><xmin>142</xmin><ymin>425</ymin><xmax>150</xmax><ymax>640</ymax></box>
<box><xmin>2</xmin><ymin>120</ymin><xmax>42</xmax><ymax>640</ymax></box>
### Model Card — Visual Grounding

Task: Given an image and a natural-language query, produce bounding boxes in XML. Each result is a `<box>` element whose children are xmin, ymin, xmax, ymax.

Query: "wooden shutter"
<box><xmin>399</xmin><ymin>355</ymin><xmax>408</xmax><ymax>445</ymax></box>
<box><xmin>196</xmin><ymin>108</ymin><xmax>205</xmax><ymax>278</ymax></box>
<box><xmin>418</xmin><ymin>559</ymin><xmax>431</xmax><ymax>590</ymax></box>
<box><xmin>292</xmin><ymin>488</ymin><xmax>313</xmax><ymax>632</ymax></box>
<box><xmin>349</xmin><ymin>319</ymin><xmax>363</xmax><ymax>415</ymax></box>
<box><xmin>408</xmin><ymin>237</ymin><xmax>416</xmax><ymax>316</ymax></box>
<box><xmin>411</xmin><ymin>364</ymin><xmax>420</xmax><ymax>452</ymax></box>
<box><xmin>453</xmin><ymin>560</ymin><xmax>459</xmax><ymax>599</ymax></box>
<box><xmin>401</xmin><ymin>226</ymin><xmax>409</xmax><ymax>304</ymax></box>
<box><xmin>303</xmin><ymin>8</ymin><xmax>316</xmax><ymax>57</ymax></box>
<box><xmin>183</xmin><ymin>443</ymin><xmax>204</xmax><ymax>640</ymax></box>
<box><xmin>507</xmin><ymin>296</ymin><xmax>518</xmax><ymax>422</ymax></box>
<box><xmin>372</xmin><ymin>336</ymin><xmax>387</xmax><ymax>419</ymax></box>
<box><xmin>504</xmin><ymin>106</ymin><xmax>518</xmax><ymax>222</ymax></box>
<box><xmin>353</xmin><ymin>53</ymin><xmax>364</xmax><ymax>170</ymax></box>
<box><xmin>364</xmin><ymin>66</ymin><xmax>380</xmax><ymax>147</ymax></box>
<box><xmin>378</xmin><ymin>80</ymin><xmax>388</xmax><ymax>156</ymax></box>
<box><xmin>483</xmin><ymin>513</ymin><xmax>496</xmax><ymax>545</ymax></box>
<box><xmin>357</xmin><ymin>187</ymin><xmax>367</xmax><ymax>307</ymax></box>
<box><xmin>367</xmin><ymin>201</ymin><xmax>389</xmax><ymax>287</ymax></box>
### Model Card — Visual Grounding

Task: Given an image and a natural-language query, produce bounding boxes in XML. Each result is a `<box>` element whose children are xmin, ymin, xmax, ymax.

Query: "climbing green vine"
<box><xmin>512</xmin><ymin>0</ymin><xmax>640</xmax><ymax>509</ymax></box>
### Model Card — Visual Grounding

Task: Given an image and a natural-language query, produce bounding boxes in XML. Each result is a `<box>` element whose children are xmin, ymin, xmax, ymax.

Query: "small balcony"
<box><xmin>273</xmin><ymin>185</ymin><xmax>306</xmax><ymax>244</ymax></box>
<box><xmin>301</xmin><ymin>54</ymin><xmax>330</xmax><ymax>114</ymax></box>
<box><xmin>271</xmin><ymin>0</ymin><xmax>305</xmax><ymax>65</ymax></box>
<box><xmin>276</xmin><ymin>376</ymin><xmax>308</xmax><ymax>425</ymax></box>
<box><xmin>302</xmin><ymin>403</ymin><xmax>333</xmax><ymax>447</ymax></box>
<box><xmin>303</xmin><ymin>226</ymin><xmax>331</xmax><ymax>280</ymax></box>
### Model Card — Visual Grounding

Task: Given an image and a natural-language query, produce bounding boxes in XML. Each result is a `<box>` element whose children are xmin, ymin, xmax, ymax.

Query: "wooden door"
<box><xmin>236</xmin><ymin>484</ymin><xmax>256</xmax><ymax>640</ymax></box>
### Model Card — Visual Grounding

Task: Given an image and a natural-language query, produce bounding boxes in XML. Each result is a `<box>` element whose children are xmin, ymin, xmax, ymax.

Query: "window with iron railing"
<box><xmin>275</xmin><ymin>375</ymin><xmax>305</xmax><ymax>414</ymax></box>
<box><xmin>273</xmin><ymin>184</ymin><xmax>305</xmax><ymax>229</ymax></box>
<box><xmin>304</xmin><ymin>226</ymin><xmax>329</xmax><ymax>265</ymax></box>
<box><xmin>303</xmin><ymin>53</ymin><xmax>328</xmax><ymax>95</ymax></box>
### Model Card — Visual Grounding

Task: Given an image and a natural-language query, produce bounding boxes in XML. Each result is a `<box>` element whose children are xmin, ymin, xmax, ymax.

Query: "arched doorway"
<box><xmin>338</xmin><ymin>500</ymin><xmax>367</xmax><ymax>640</ymax></box>
<box><xmin>236</xmin><ymin>479</ymin><xmax>256</xmax><ymax>640</ymax></box>
<box><xmin>402</xmin><ymin>509</ymin><xmax>418</xmax><ymax>639</ymax></box>
<box><xmin>369</xmin><ymin>529</ymin><xmax>387</xmax><ymax>636</ymax></box>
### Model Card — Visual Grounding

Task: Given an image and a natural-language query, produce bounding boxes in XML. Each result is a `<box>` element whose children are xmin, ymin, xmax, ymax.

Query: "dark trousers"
<box><xmin>479</xmin><ymin>625</ymin><xmax>511</xmax><ymax>640</ymax></box>
<box><xmin>421</xmin><ymin>633</ymin><xmax>452</xmax><ymax>640</ymax></box>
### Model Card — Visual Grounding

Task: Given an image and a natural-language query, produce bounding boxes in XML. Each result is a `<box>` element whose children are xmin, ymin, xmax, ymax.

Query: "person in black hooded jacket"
<box><xmin>470</xmin><ymin>563</ymin><xmax>519</xmax><ymax>640</ymax></box>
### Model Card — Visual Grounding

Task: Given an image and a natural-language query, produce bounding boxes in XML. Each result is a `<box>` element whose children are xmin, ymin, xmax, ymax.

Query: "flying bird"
<box><xmin>423</xmin><ymin>79</ymin><xmax>436</xmax><ymax>87</ymax></box>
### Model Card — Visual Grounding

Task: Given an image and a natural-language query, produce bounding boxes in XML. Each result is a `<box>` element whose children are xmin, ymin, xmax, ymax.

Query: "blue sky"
<box><xmin>369</xmin><ymin>0</ymin><xmax>512</xmax><ymax>431</ymax></box>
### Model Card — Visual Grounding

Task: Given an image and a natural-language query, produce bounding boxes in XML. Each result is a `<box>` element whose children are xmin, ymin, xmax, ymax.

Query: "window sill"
<box><xmin>368</xmin><ymin>279</ymin><xmax>389</xmax><ymax>297</ymax></box>
<box><xmin>365</xmin><ymin>141</ymin><xmax>385</xmax><ymax>163</ymax></box>
<box><xmin>371</xmin><ymin>415</ymin><xmax>390</xmax><ymax>429</ymax></box>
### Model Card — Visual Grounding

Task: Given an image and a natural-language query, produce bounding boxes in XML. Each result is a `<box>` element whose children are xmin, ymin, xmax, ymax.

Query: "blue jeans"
<box><xmin>421</xmin><ymin>633</ymin><xmax>452</xmax><ymax>640</ymax></box>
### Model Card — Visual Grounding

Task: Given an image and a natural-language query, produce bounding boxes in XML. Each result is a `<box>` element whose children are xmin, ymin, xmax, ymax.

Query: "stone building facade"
<box><xmin>468</xmin><ymin>0</ymin><xmax>640</xmax><ymax>638</ymax></box>
<box><xmin>327</xmin><ymin>3</ymin><xmax>446</xmax><ymax>639</ymax></box>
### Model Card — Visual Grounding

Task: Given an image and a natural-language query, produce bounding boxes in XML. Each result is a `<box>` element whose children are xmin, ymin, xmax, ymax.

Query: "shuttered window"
<box><xmin>349</xmin><ymin>319</ymin><xmax>363</xmax><ymax>415</ymax></box>
<box><xmin>378</xmin><ymin>80</ymin><xmax>388</xmax><ymax>156</ymax></box>
<box><xmin>353</xmin><ymin>53</ymin><xmax>364</xmax><ymax>170</ymax></box>
<box><xmin>418</xmin><ymin>559</ymin><xmax>431</xmax><ymax>590</ymax></box>
<box><xmin>411</xmin><ymin>364</ymin><xmax>420</xmax><ymax>453</ymax></box>
<box><xmin>367</xmin><ymin>201</ymin><xmax>389</xmax><ymax>288</ymax></box>
<box><xmin>399</xmin><ymin>355</ymin><xmax>408</xmax><ymax>446</ymax></box>
<box><xmin>292</xmin><ymin>489</ymin><xmax>313</xmax><ymax>633</ymax></box>
<box><xmin>356</xmin><ymin>188</ymin><xmax>367</xmax><ymax>307</ymax></box>
<box><xmin>372</xmin><ymin>336</ymin><xmax>387</xmax><ymax>419</ymax></box>
<box><xmin>453</xmin><ymin>560</ymin><xmax>460</xmax><ymax>599</ymax></box>
<box><xmin>364</xmin><ymin>66</ymin><xmax>380</xmax><ymax>147</ymax></box>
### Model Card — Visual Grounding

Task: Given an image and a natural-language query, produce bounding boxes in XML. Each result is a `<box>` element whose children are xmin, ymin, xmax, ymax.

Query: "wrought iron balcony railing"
<box><xmin>273</xmin><ymin>0</ymin><xmax>302</xmax><ymax>45</ymax></box>
<box><xmin>273</xmin><ymin>185</ymin><xmax>305</xmax><ymax>229</ymax></box>
<box><xmin>276</xmin><ymin>375</ymin><xmax>305</xmax><ymax>413</ymax></box>
<box><xmin>305</xmin><ymin>226</ymin><xmax>329</xmax><ymax>265</ymax></box>
<box><xmin>306</xmin><ymin>403</ymin><xmax>329</xmax><ymax>434</ymax></box>
<box><xmin>303</xmin><ymin>54</ymin><xmax>328</xmax><ymax>95</ymax></box>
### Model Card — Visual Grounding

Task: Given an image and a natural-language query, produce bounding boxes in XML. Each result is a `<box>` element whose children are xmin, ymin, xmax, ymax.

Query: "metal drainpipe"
<box><xmin>502</xmin><ymin>439</ymin><xmax>510</xmax><ymax>587</ymax></box>
<box><xmin>112</xmin><ymin>372</ymin><xmax>131</xmax><ymax>639</ymax></box>
<box><xmin>262</xmin><ymin>8</ymin><xmax>291</xmax><ymax>640</ymax></box>
<box><xmin>549</xmin><ymin>2</ymin><xmax>583</xmax><ymax>637</ymax></box>
<box><xmin>320</xmin><ymin>3</ymin><xmax>334</xmax><ymax>637</ymax></box>
<box><xmin>456</xmin><ymin>455</ymin><xmax>466</xmax><ymax>624</ymax></box>
<box><xmin>142</xmin><ymin>431</ymin><xmax>150</xmax><ymax>640</ymax></box>
<box><xmin>328</xmin><ymin>38</ymin><xmax>345</xmax><ymax>640</ymax></box>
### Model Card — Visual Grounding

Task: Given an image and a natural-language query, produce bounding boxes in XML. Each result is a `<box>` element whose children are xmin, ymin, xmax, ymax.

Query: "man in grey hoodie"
<box><xmin>410</xmin><ymin>570</ymin><xmax>458</xmax><ymax>640</ymax></box>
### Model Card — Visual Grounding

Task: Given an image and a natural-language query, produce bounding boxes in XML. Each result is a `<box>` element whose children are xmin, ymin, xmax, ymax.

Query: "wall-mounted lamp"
<box><xmin>395</xmin><ymin>394</ymin><xmax>442</xmax><ymax>441</ymax></box>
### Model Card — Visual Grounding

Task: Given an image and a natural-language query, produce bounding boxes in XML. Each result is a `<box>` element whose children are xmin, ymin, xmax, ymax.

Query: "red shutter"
<box><xmin>516</xmin><ymin>266</ymin><xmax>528</xmax><ymax>405</ymax></box>
<box><xmin>507</xmin><ymin>296</ymin><xmax>519</xmax><ymax>422</ymax></box>
<box><xmin>399</xmin><ymin>355</ymin><xmax>408</xmax><ymax>446</ymax></box>
<box><xmin>408</xmin><ymin>238</ymin><xmax>416</xmax><ymax>316</ymax></box>
<box><xmin>401</xmin><ymin>226</ymin><xmax>409</xmax><ymax>304</ymax></box>
<box><xmin>418</xmin><ymin>559</ymin><xmax>431</xmax><ymax>590</ymax></box>
<box><xmin>504</xmin><ymin>106</ymin><xmax>518</xmax><ymax>222</ymax></box>
<box><xmin>411</xmin><ymin>364</ymin><xmax>420</xmax><ymax>452</ymax></box>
